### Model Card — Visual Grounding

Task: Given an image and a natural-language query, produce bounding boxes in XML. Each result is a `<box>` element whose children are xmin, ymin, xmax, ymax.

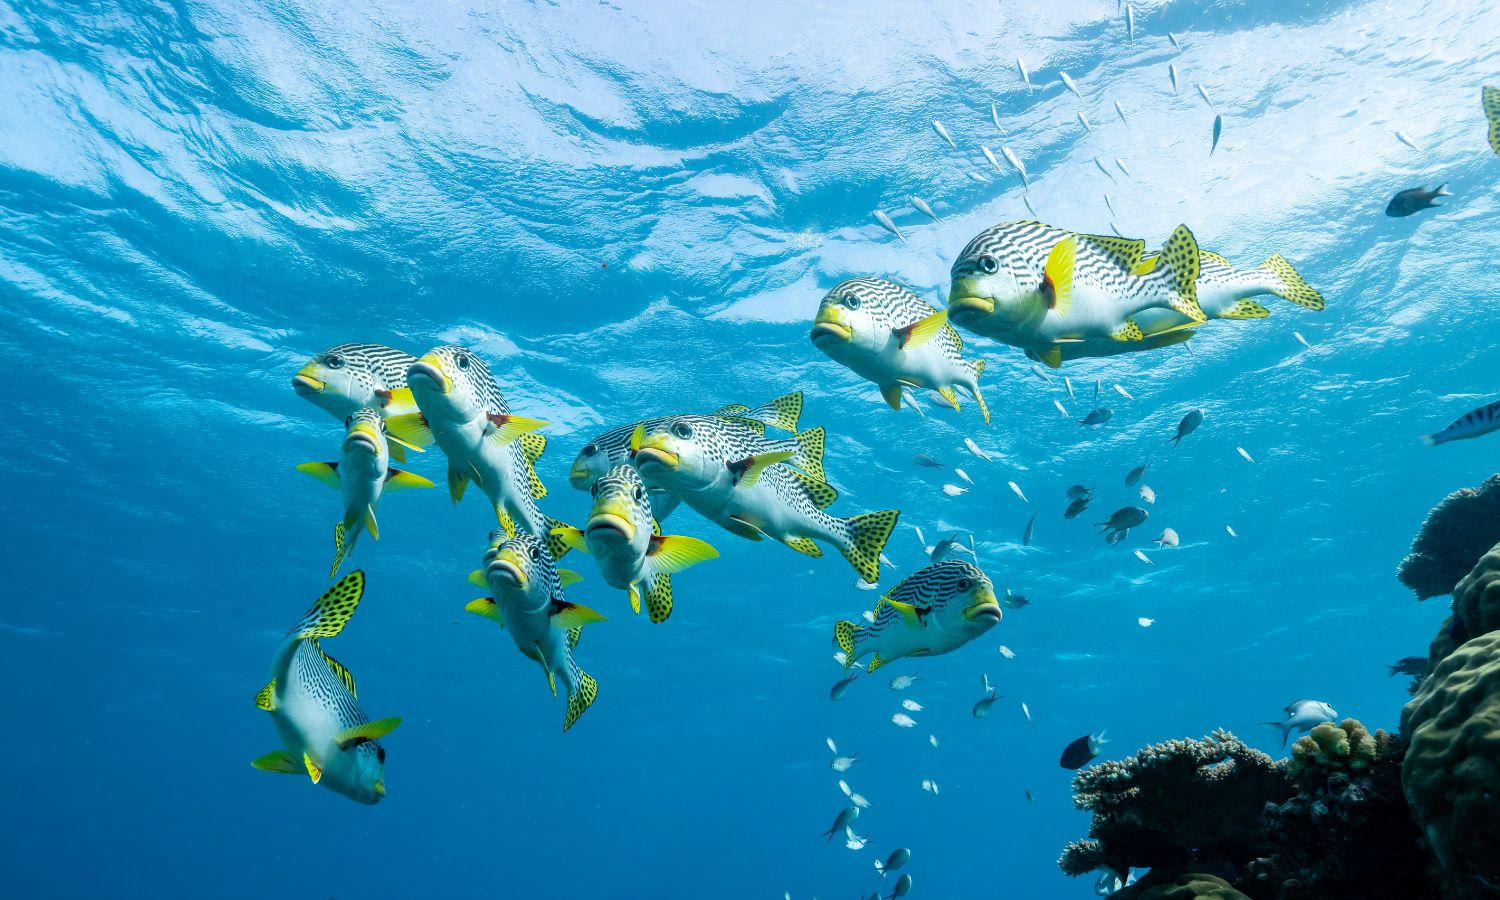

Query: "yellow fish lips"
<box><xmin>407</xmin><ymin>354</ymin><xmax>452</xmax><ymax>394</ymax></box>
<box><xmin>568</xmin><ymin>461</ymin><xmax>594</xmax><ymax>489</ymax></box>
<box><xmin>488</xmin><ymin>550</ymin><xmax>527</xmax><ymax>589</ymax></box>
<box><xmin>292</xmin><ymin>364</ymin><xmax>325</xmax><ymax>394</ymax></box>
<box><xmin>373</xmin><ymin>779</ymin><xmax>386</xmax><ymax>799</ymax></box>
<box><xmin>343</xmin><ymin>419</ymin><xmax>382</xmax><ymax>453</ymax></box>
<box><xmin>946</xmin><ymin>280</ymin><xmax>997</xmax><ymax>319</ymax></box>
<box><xmin>810</xmin><ymin>307</ymin><xmax>853</xmax><ymax>345</ymax></box>
<box><xmin>964</xmin><ymin>586</ymin><xmax>1003</xmax><ymax>623</ymax></box>
<box><xmin>585</xmin><ymin>508</ymin><xmax>636</xmax><ymax>543</ymax></box>
<box><xmin>632</xmin><ymin>436</ymin><xmax>680</xmax><ymax>471</ymax></box>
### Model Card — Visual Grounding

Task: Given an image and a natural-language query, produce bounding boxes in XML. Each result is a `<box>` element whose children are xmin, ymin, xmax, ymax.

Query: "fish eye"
<box><xmin>978</xmin><ymin>255</ymin><xmax>999</xmax><ymax>275</ymax></box>
<box><xmin>528</xmin><ymin>544</ymin><xmax>541</xmax><ymax>560</ymax></box>
<box><xmin>581</xmin><ymin>443</ymin><xmax>597</xmax><ymax>457</ymax></box>
<box><xmin>672</xmin><ymin>422</ymin><xmax>693</xmax><ymax>439</ymax></box>
<box><xmin>325</xmin><ymin>353</ymin><xmax>345</xmax><ymax>369</ymax></box>
<box><xmin>957</xmin><ymin>577</ymin><xmax>972</xmax><ymax>591</ymax></box>
<box><xmin>633</xmin><ymin>486</ymin><xmax>645</xmax><ymax>500</ymax></box>
<box><xmin>344</xmin><ymin>416</ymin><xmax>352</xmax><ymax>427</ymax></box>
<box><xmin>456</xmin><ymin>354</ymin><xmax>470</xmax><ymax>370</ymax></box>
<box><xmin>377</xmin><ymin>747</ymin><xmax>386</xmax><ymax>764</ymax></box>
<box><xmin>841</xmin><ymin>294</ymin><xmax>861</xmax><ymax>309</ymax></box>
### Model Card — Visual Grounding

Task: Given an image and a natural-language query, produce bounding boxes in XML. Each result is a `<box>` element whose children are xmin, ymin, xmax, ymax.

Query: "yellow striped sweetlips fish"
<box><xmin>291</xmin><ymin>343</ymin><xmax>426</xmax><ymax>460</ymax></box>
<box><xmin>568</xmin><ymin>391</ymin><xmax>804</xmax><ymax>522</ymax></box>
<box><xmin>296</xmin><ymin>408</ymin><xmax>435</xmax><ymax>577</ymax></box>
<box><xmin>947</xmin><ymin>220</ymin><xmax>1206</xmax><ymax>355</ymax></box>
<box><xmin>401</xmin><ymin>345</ymin><xmax>569</xmax><ymax>556</ymax></box>
<box><xmin>631</xmin><ymin>416</ymin><xmax>898</xmax><ymax>584</ymax></box>
<box><xmin>835</xmin><ymin>559</ymin><xmax>1001</xmax><ymax>672</ymax></box>
<box><xmin>467</xmin><ymin>529</ymin><xmax>606</xmax><ymax>732</ymax></box>
<box><xmin>811</xmin><ymin>277</ymin><xmax>990</xmax><ymax>423</ymax></box>
<box><xmin>553</xmin><ymin>464</ymin><xmax>718</xmax><ymax>623</ymax></box>
<box><xmin>251</xmin><ymin>571</ymin><xmax>401</xmax><ymax>804</ymax></box>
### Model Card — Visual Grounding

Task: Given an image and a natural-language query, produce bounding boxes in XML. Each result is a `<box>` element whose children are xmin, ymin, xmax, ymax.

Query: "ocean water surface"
<box><xmin>4</xmin><ymin>0</ymin><xmax>1499</xmax><ymax>896</ymax></box>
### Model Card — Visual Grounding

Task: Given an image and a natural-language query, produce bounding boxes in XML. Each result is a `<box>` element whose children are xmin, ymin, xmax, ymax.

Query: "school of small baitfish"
<box><xmin>249</xmin><ymin>24</ymin><xmax>1500</xmax><ymax>900</ymax></box>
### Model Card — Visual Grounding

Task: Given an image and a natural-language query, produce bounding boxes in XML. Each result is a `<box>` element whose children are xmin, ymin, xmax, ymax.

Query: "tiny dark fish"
<box><xmin>1385</xmin><ymin>184</ymin><xmax>1451</xmax><ymax>217</ymax></box>
<box><xmin>1059</xmin><ymin>730</ymin><xmax>1108</xmax><ymax>769</ymax></box>
<box><xmin>1080</xmin><ymin>408</ymin><xmax>1114</xmax><ymax>427</ymax></box>
<box><xmin>1064</xmin><ymin>496</ymin><xmax>1092</xmax><ymax>519</ymax></box>
<box><xmin>1169</xmin><ymin>409</ymin><xmax>1204</xmax><ymax>447</ymax></box>
<box><xmin>830</xmin><ymin>671</ymin><xmax>860</xmax><ymax>700</ymax></box>
<box><xmin>1211</xmin><ymin>113</ymin><xmax>1223</xmax><ymax>155</ymax></box>
<box><xmin>1022</xmin><ymin>513</ymin><xmax>1037</xmax><ymax>546</ymax></box>
<box><xmin>1387</xmin><ymin>656</ymin><xmax>1428</xmax><ymax>678</ymax></box>
<box><xmin>1000</xmin><ymin>590</ymin><xmax>1029</xmax><ymax>609</ymax></box>
<box><xmin>1024</xmin><ymin>789</ymin><xmax>1034</xmax><ymax>803</ymax></box>
<box><xmin>888</xmin><ymin>873</ymin><xmax>913</xmax><ymax>899</ymax></box>
<box><xmin>972</xmin><ymin>691</ymin><xmax>1002</xmax><ymax>717</ymax></box>
<box><xmin>1125</xmin><ymin>463</ymin><xmax>1150</xmax><ymax>486</ymax></box>
<box><xmin>913</xmin><ymin>453</ymin><xmax>946</xmax><ymax>469</ymax></box>
<box><xmin>1065</xmin><ymin>484</ymin><xmax>1094</xmax><ymax>500</ymax></box>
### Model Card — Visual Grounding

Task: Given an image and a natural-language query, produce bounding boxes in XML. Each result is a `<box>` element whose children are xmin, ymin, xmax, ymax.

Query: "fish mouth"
<box><xmin>407</xmin><ymin>356</ymin><xmax>451</xmax><ymax>394</ymax></box>
<box><xmin>487</xmin><ymin>558</ymin><xmax>525</xmax><ymax>589</ymax></box>
<box><xmin>633</xmin><ymin>446</ymin><xmax>679</xmax><ymax>471</ymax></box>
<box><xmin>810</xmin><ymin>321</ymin><xmax>853</xmax><ymax>346</ymax></box>
<box><xmin>343</xmin><ymin>421</ymin><xmax>382</xmax><ymax>454</ymax></box>
<box><xmin>585</xmin><ymin>512</ymin><xmax>636</xmax><ymax>542</ymax></box>
<box><xmin>292</xmin><ymin>372</ymin><xmax>325</xmax><ymax>394</ymax></box>
<box><xmin>373</xmin><ymin>780</ymin><xmax>386</xmax><ymax>799</ymax></box>
<box><xmin>568</xmin><ymin>462</ymin><xmax>594</xmax><ymax>490</ymax></box>
<box><xmin>947</xmin><ymin>293</ymin><xmax>996</xmax><ymax>320</ymax></box>
<box><xmin>965</xmin><ymin>587</ymin><xmax>1003</xmax><ymax>623</ymax></box>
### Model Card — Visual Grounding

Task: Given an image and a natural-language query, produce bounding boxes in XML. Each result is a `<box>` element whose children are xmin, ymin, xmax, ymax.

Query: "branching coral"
<box><xmin>1057</xmin><ymin>729</ymin><xmax>1291</xmax><ymax>880</ymax></box>
<box><xmin>1398</xmin><ymin>475</ymin><xmax>1500</xmax><ymax>600</ymax></box>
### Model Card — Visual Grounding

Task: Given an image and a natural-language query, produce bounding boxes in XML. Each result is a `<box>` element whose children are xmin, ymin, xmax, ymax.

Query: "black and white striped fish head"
<box><xmin>632</xmin><ymin>415</ymin><xmax>734</xmax><ymax>489</ymax></box>
<box><xmin>812</xmin><ymin>278</ymin><xmax>929</xmax><ymax>354</ymax></box>
<box><xmin>569</xmin><ymin>425</ymin><xmax>633</xmax><ymax>491</ymax></box>
<box><xmin>407</xmin><ymin>345</ymin><xmax>508</xmax><ymax>426</ymax></box>
<box><xmin>585</xmin><ymin>465</ymin><xmax>653</xmax><ymax>555</ymax></box>
<box><xmin>896</xmin><ymin>560</ymin><xmax>1002</xmax><ymax>637</ymax></box>
<box><xmin>341</xmin><ymin>407</ymin><xmax>389</xmax><ymax>471</ymax></box>
<box><xmin>294</xmin><ymin>343</ymin><xmax>413</xmax><ymax>420</ymax></box>
<box><xmin>948</xmin><ymin>222</ymin><xmax>1052</xmax><ymax>330</ymax></box>
<box><xmin>334</xmin><ymin>738</ymin><xmax>389</xmax><ymax>805</ymax></box>
<box><xmin>484</xmin><ymin>529</ymin><xmax>558</xmax><ymax>605</ymax></box>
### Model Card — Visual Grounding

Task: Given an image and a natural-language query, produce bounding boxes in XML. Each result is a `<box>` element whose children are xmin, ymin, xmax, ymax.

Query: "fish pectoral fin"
<box><xmin>467</xmin><ymin>569</ymin><xmax>488</xmax><ymax>588</ymax></box>
<box><xmin>1042</xmin><ymin>235</ymin><xmax>1076</xmax><ymax>317</ymax></box>
<box><xmin>254</xmin><ymin>679</ymin><xmax>276</xmax><ymax>712</ymax></box>
<box><xmin>1110</xmin><ymin>318</ymin><xmax>1144</xmax><ymax>341</ymax></box>
<box><xmin>250</xmin><ymin>750</ymin><xmax>300</xmax><ymax>774</ymax></box>
<box><xmin>375</xmin><ymin>386</ymin><xmax>421</xmax><ymax>418</ymax></box>
<box><xmin>549</xmin><ymin>599</ymin><xmax>608</xmax><ymax>630</ymax></box>
<box><xmin>384</xmin><ymin>468</ymin><xmax>436</xmax><ymax>491</ymax></box>
<box><xmin>384</xmin><ymin>412</ymin><xmax>432</xmax><ymax>449</ymax></box>
<box><xmin>645</xmin><ymin>535</ymin><xmax>719</xmax><ymax>574</ymax></box>
<box><xmin>937</xmin><ymin>386</ymin><xmax>961</xmax><ymax>411</ymax></box>
<box><xmin>727</xmin><ymin>451</ymin><xmax>795</xmax><ymax>488</ymax></box>
<box><xmin>303</xmin><ymin>752</ymin><xmax>323</xmax><ymax>784</ymax></box>
<box><xmin>551</xmin><ymin>526</ymin><xmax>590</xmax><ymax>554</ymax></box>
<box><xmin>485</xmin><ymin>413</ymin><xmax>549</xmax><ymax>447</ymax></box>
<box><xmin>884</xmin><ymin>598</ymin><xmax>925</xmax><ymax>628</ymax></box>
<box><xmin>725</xmin><ymin>515</ymin><xmax>767</xmax><ymax>541</ymax></box>
<box><xmin>893</xmin><ymin>310</ymin><xmax>948</xmax><ymax>350</ymax></box>
<box><xmin>295</xmin><ymin>462</ymin><xmax>341</xmax><ymax>489</ymax></box>
<box><xmin>557</xmin><ymin>568</ymin><xmax>585</xmax><ymax>588</ymax></box>
<box><xmin>465</xmin><ymin>597</ymin><xmax>505</xmax><ymax>628</ymax></box>
<box><xmin>880</xmin><ymin>384</ymin><xmax>904</xmax><ymax>411</ymax></box>
<box><xmin>336</xmin><ymin>717</ymin><xmax>402</xmax><ymax>751</ymax></box>
<box><xmin>1036</xmin><ymin>346</ymin><xmax>1063</xmax><ymax>369</ymax></box>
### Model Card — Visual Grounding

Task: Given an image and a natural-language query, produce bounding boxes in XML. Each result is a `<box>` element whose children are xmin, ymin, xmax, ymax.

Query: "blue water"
<box><xmin>5</xmin><ymin>0</ymin><xmax>1499</xmax><ymax>896</ymax></box>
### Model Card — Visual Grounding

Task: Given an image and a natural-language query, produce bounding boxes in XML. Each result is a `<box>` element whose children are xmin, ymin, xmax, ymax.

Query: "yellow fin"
<box><xmin>728</xmin><ymin>450</ymin><xmax>794</xmax><ymax>488</ymax></box>
<box><xmin>468</xmin><ymin>569</ymin><xmax>488</xmax><ymax>588</ymax></box>
<box><xmin>868</xmin><ymin>653</ymin><xmax>888</xmax><ymax>673</ymax></box>
<box><xmin>566</xmin><ymin>626</ymin><xmax>582</xmax><ymax>651</ymax></box>
<box><xmin>303</xmin><ymin>752</ymin><xmax>323</xmax><ymax>784</ymax></box>
<box><xmin>330</xmin><ymin>522</ymin><xmax>354</xmax><ymax>579</ymax></box>
<box><xmin>255</xmin><ymin>680</ymin><xmax>276</xmax><ymax>712</ymax></box>
<box><xmin>387</xmin><ymin>442</ymin><xmax>408</xmax><ymax>464</ymax></box>
<box><xmin>791</xmin><ymin>427</ymin><xmax>826</xmax><ymax>482</ymax></box>
<box><xmin>1043</xmin><ymin>235</ymin><xmax>1076</xmax><ymax>317</ymax></box>
<box><xmin>296</xmin><ymin>461</ymin><xmax>340</xmax><ymax>489</ymax></box>
<box><xmin>785</xmin><ymin>536</ymin><xmax>823</xmax><ymax>558</ymax></box>
<box><xmin>496</xmin><ymin>509</ymin><xmax>516</xmax><ymax>538</ymax></box>
<box><xmin>1131</xmin><ymin>254</ymin><xmax>1160</xmax><ymax>276</ymax></box>
<box><xmin>937</xmin><ymin>386</ymin><xmax>961</xmax><ymax>411</ymax></box>
<box><xmin>465</xmin><ymin>597</ymin><xmax>505</xmax><ymax>628</ymax></box>
<box><xmin>645</xmin><ymin>534</ymin><xmax>719</xmax><ymax>574</ymax></box>
<box><xmin>840</xmin><ymin>509</ymin><xmax>899</xmax><ymax>584</ymax></box>
<box><xmin>629</xmin><ymin>422</ymin><xmax>646</xmax><ymax>452</ymax></box>
<box><xmin>293</xmin><ymin>571</ymin><xmax>365</xmax><ymax>640</ymax></box>
<box><xmin>384</xmin><ymin>468</ymin><xmax>435</xmax><ymax>491</ymax></box>
<box><xmin>385</xmin><ymin>412</ymin><xmax>432</xmax><ymax>449</ymax></box>
<box><xmin>336</xmin><ymin>717</ymin><xmax>402</xmax><ymax>750</ymax></box>
<box><xmin>757</xmin><ymin>391</ymin><xmax>803</xmax><ymax>432</ymax></box>
<box><xmin>517</xmin><ymin>431</ymin><xmax>547</xmax><ymax>467</ymax></box>
<box><xmin>552</xmin><ymin>526</ymin><xmax>589</xmax><ymax>554</ymax></box>
<box><xmin>643</xmin><ymin>572</ymin><xmax>673</xmax><ymax>624</ymax></box>
<box><xmin>250</xmin><ymin>750</ymin><xmax>300</xmax><ymax>774</ymax></box>
<box><xmin>971</xmin><ymin>361</ymin><xmax>991</xmax><ymax>425</ymax></box>
<box><xmin>1221</xmin><ymin>298</ymin><xmax>1270</xmax><ymax>320</ymax></box>
<box><xmin>376</xmin><ymin>386</ymin><xmax>421</xmax><ymax>418</ymax></box>
<box><xmin>563</xmin><ymin>671</ymin><xmax>598</xmax><ymax>732</ymax></box>
<box><xmin>880</xmin><ymin>383</ymin><xmax>904</xmax><ymax>411</ymax></box>
<box><xmin>319</xmin><ymin>646</ymin><xmax>357</xmax><ymax>697</ymax></box>
<box><xmin>1036</xmin><ymin>345</ymin><xmax>1063</xmax><ymax>369</ymax></box>
<box><xmin>1201</xmin><ymin>249</ymin><xmax>1234</xmax><ymax>268</ymax></box>
<box><xmin>550</xmin><ymin>600</ymin><xmax>607</xmax><ymax>630</ymax></box>
<box><xmin>486</xmin><ymin>413</ymin><xmax>549</xmax><ymax>447</ymax></box>
<box><xmin>526</xmin><ymin>460</ymin><xmax>547</xmax><ymax>500</ymax></box>
<box><xmin>627</xmin><ymin>583</ymin><xmax>641</xmax><ymax>615</ymax></box>
<box><xmin>1111</xmin><ymin>318</ymin><xmax>1145</xmax><ymax>341</ymax></box>
<box><xmin>1157</xmin><ymin>224</ymin><xmax>1206</xmax><ymax>322</ymax></box>
<box><xmin>544</xmin><ymin>516</ymin><xmax>574</xmax><ymax>560</ymax></box>
<box><xmin>446</xmin><ymin>465</ymin><xmax>468</xmax><ymax>504</ymax></box>
<box><xmin>834</xmin><ymin>620</ymin><xmax>859</xmax><ymax>660</ymax></box>
<box><xmin>790</xmin><ymin>467</ymin><xmax>838</xmax><ymax>509</ymax></box>
<box><xmin>558</xmin><ymin>568</ymin><xmax>585</xmax><ymax>588</ymax></box>
<box><xmin>717</xmin><ymin>414</ymin><xmax>767</xmax><ymax>435</ymax></box>
<box><xmin>895</xmin><ymin>310</ymin><xmax>949</xmax><ymax>350</ymax></box>
<box><xmin>363</xmin><ymin>505</ymin><xmax>380</xmax><ymax>541</ymax></box>
<box><xmin>882</xmin><ymin>597</ymin><xmax>924</xmax><ymax>627</ymax></box>
<box><xmin>1258</xmin><ymin>253</ymin><xmax>1325</xmax><ymax>311</ymax></box>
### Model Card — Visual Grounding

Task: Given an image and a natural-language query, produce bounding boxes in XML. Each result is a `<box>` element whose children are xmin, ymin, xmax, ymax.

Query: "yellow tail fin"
<box><xmin>292</xmin><ymin>571</ymin><xmax>365</xmax><ymax>640</ymax></box>
<box><xmin>839</xmin><ymin>509</ymin><xmax>900</xmax><ymax>584</ymax></box>
<box><xmin>1257</xmin><ymin>253</ymin><xmax>1325</xmax><ymax>311</ymax></box>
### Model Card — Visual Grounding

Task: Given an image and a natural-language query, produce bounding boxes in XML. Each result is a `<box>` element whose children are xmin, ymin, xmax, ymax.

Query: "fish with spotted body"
<box><xmin>291</xmin><ymin>343</ymin><xmax>427</xmax><ymax>460</ymax></box>
<box><xmin>568</xmin><ymin>392</ymin><xmax>804</xmax><ymax>522</ymax></box>
<box><xmin>401</xmin><ymin>346</ymin><xmax>570</xmax><ymax>555</ymax></box>
<box><xmin>297</xmin><ymin>408</ymin><xmax>435</xmax><ymax>576</ymax></box>
<box><xmin>251</xmin><ymin>571</ymin><xmax>402</xmax><ymax>804</ymax></box>
<box><xmin>631</xmin><ymin>415</ymin><xmax>899</xmax><ymax>583</ymax></box>
<box><xmin>947</xmin><ymin>220</ymin><xmax>1208</xmax><ymax>362</ymax></box>
<box><xmin>834</xmin><ymin>560</ymin><xmax>1001</xmax><ymax>672</ymax></box>
<box><xmin>466</xmin><ymin>529</ymin><xmax>607</xmax><ymax>731</ymax></box>
<box><xmin>811</xmin><ymin>277</ymin><xmax>991</xmax><ymax>423</ymax></box>
<box><xmin>1485</xmin><ymin>86</ymin><xmax>1500</xmax><ymax>155</ymax></box>
<box><xmin>552</xmin><ymin>465</ymin><xmax>718</xmax><ymax>623</ymax></box>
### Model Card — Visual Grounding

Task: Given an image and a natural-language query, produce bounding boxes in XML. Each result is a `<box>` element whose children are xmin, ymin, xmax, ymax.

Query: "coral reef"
<box><xmin>1450</xmin><ymin>542</ymin><xmax>1500</xmax><ymax>644</ymax></box>
<box><xmin>1402</xmin><ymin>629</ymin><xmax>1500</xmax><ymax>898</ymax></box>
<box><xmin>1115</xmin><ymin>871</ymin><xmax>1251</xmax><ymax>900</ymax></box>
<box><xmin>1251</xmin><ymin>720</ymin><xmax>1438</xmax><ymax>899</ymax></box>
<box><xmin>1057</xmin><ymin>730</ymin><xmax>1291</xmax><ymax>880</ymax></box>
<box><xmin>1397</xmin><ymin>475</ymin><xmax>1500</xmax><ymax>600</ymax></box>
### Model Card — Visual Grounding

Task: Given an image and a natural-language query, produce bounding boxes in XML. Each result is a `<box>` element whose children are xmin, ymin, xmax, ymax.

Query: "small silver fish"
<box><xmin>1001</xmin><ymin>146</ymin><xmax>1029</xmax><ymax>183</ymax></box>
<box><xmin>839</xmin><ymin>780</ymin><xmax>872</xmax><ymax>808</ymax></box>
<box><xmin>831</xmin><ymin>752</ymin><xmax>859</xmax><ymax>772</ymax></box>
<box><xmin>1030</xmin><ymin>364</ymin><xmax>1055</xmax><ymax>384</ymax></box>
<box><xmin>1137</xmin><ymin>617</ymin><xmax>1155</xmax><ymax>627</ymax></box>
<box><xmin>1263</xmin><ymin>700</ymin><xmax>1337</xmax><ymax>748</ymax></box>
<box><xmin>982</xmin><ymin>145</ymin><xmax>1005</xmax><ymax>174</ymax></box>
<box><xmin>1018</xmin><ymin>58</ymin><xmax>1032</xmax><ymax>89</ymax></box>
<box><xmin>1078</xmin><ymin>111</ymin><xmax>1093</xmax><ymax>133</ymax></box>
<box><xmin>1134</xmin><ymin>549</ymin><xmax>1153</xmax><ymax>565</ymax></box>
<box><xmin>1104</xmin><ymin>193</ymin><xmax>1116</xmax><ymax>215</ymax></box>
<box><xmin>1023</xmin><ymin>513</ymin><xmax>1037</xmax><ymax>546</ymax></box>
<box><xmin>964</xmin><ymin>438</ymin><xmax>992</xmax><ymax>461</ymax></box>
<box><xmin>1139</xmin><ymin>485</ymin><xmax>1156</xmax><ymax>504</ymax></box>
<box><xmin>1293</xmin><ymin>331</ymin><xmax>1312</xmax><ymax>349</ymax></box>
<box><xmin>1060</xmin><ymin>71</ymin><xmax>1083</xmax><ymax>99</ymax></box>
<box><xmin>1212</xmin><ymin>114</ymin><xmax>1223</xmax><ymax>155</ymax></box>
<box><xmin>1423</xmin><ymin>400</ymin><xmax>1500</xmax><ymax>446</ymax></box>
<box><xmin>999</xmin><ymin>645</ymin><xmax>1017</xmax><ymax>659</ymax></box>
<box><xmin>1155</xmin><ymin>527</ymin><xmax>1179</xmax><ymax>548</ymax></box>
<box><xmin>892</xmin><ymin>712</ymin><xmax>917</xmax><ymax>728</ymax></box>
<box><xmin>1114</xmin><ymin>157</ymin><xmax>1132</xmax><ymax>178</ymax></box>
<box><xmin>1009</xmin><ymin>481</ymin><xmax>1029</xmax><ymax>503</ymax></box>
<box><xmin>913</xmin><ymin>453</ymin><xmax>946</xmax><ymax>469</ymax></box>
<box><xmin>941</xmin><ymin>483</ymin><xmax>968</xmax><ymax>497</ymax></box>
<box><xmin>1065</xmin><ymin>376</ymin><xmax>1076</xmax><ymax>399</ymax></box>
<box><xmin>1054</xmin><ymin>399</ymin><xmax>1070</xmax><ymax>417</ymax></box>
<box><xmin>889</xmin><ymin>673</ymin><xmax>922</xmax><ymax>690</ymax></box>
<box><xmin>1395</xmin><ymin>130</ymin><xmax>1420</xmax><ymax>151</ymax></box>
<box><xmin>1021</xmin><ymin>700</ymin><xmax>1034</xmax><ymax>727</ymax></box>
<box><xmin>1113</xmin><ymin>384</ymin><xmax>1133</xmax><ymax>400</ymax></box>
<box><xmin>932</xmin><ymin>119</ymin><xmax>956</xmax><ymax>149</ymax></box>
<box><xmin>1226</xmin><ymin>525</ymin><xmax>1238</xmax><ymax>538</ymax></box>
<box><xmin>1168</xmin><ymin>31</ymin><xmax>1181</xmax><ymax>50</ymax></box>
<box><xmin>1169</xmin><ymin>63</ymin><xmax>1179</xmax><ymax>92</ymax></box>
<box><xmin>1094</xmin><ymin>378</ymin><xmax>1102</xmax><ymax>399</ymax></box>
<box><xmin>1126</xmin><ymin>3</ymin><xmax>1135</xmax><ymax>38</ymax></box>
<box><xmin>873</xmin><ymin>210</ymin><xmax>905</xmax><ymax>242</ymax></box>
<box><xmin>1196</xmin><ymin>83</ymin><xmax>1214</xmax><ymax>108</ymax></box>
<box><xmin>955</xmin><ymin>467</ymin><xmax>974</xmax><ymax>485</ymax></box>
<box><xmin>928</xmin><ymin>734</ymin><xmax>939</xmax><ymax>748</ymax></box>
<box><xmin>1023</xmin><ymin>194</ymin><xmax>1039</xmax><ymax>219</ymax></box>
<box><xmin>876</xmin><ymin>848</ymin><xmax>912</xmax><ymax>878</ymax></box>
<box><xmin>910</xmin><ymin>196</ymin><xmax>941</xmax><ymax>223</ymax></box>
<box><xmin>1114</xmin><ymin>100</ymin><xmax>1128</xmax><ymax>125</ymax></box>
<box><xmin>1236</xmin><ymin>446</ymin><xmax>1256</xmax><ymax>463</ymax></box>
<box><xmin>1094</xmin><ymin>156</ymin><xmax>1116</xmax><ymax>181</ymax></box>
<box><xmin>920</xmin><ymin>780</ymin><xmax>938</xmax><ymax>796</ymax></box>
<box><xmin>902</xmin><ymin>699</ymin><xmax>923</xmax><ymax>712</ymax></box>
<box><xmin>966</xmin><ymin>170</ymin><xmax>989</xmax><ymax>184</ymax></box>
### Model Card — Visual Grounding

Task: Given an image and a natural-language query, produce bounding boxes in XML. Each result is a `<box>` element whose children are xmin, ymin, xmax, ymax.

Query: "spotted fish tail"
<box><xmin>1255</xmin><ymin>253</ymin><xmax>1325</xmax><ymax>311</ymax></box>
<box><xmin>835</xmin><ymin>619</ymin><xmax>864</xmax><ymax>667</ymax></box>
<box><xmin>838</xmin><ymin>509</ymin><xmax>900</xmax><ymax>584</ymax></box>
<box><xmin>290</xmin><ymin>571</ymin><xmax>366</xmax><ymax>640</ymax></box>
<box><xmin>563</xmin><ymin>668</ymin><xmax>598</xmax><ymax>732</ymax></box>
<box><xmin>1485</xmin><ymin>86</ymin><xmax>1500</xmax><ymax>155</ymax></box>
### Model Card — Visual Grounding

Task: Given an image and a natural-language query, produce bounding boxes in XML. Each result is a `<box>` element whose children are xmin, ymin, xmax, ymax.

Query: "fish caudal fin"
<box><xmin>835</xmin><ymin>619</ymin><xmax>866</xmax><ymax>666</ymax></box>
<box><xmin>1148</xmin><ymin>225</ymin><xmax>1205</xmax><ymax>322</ymax></box>
<box><xmin>642</xmin><ymin>571</ymin><xmax>673</xmax><ymax>624</ymax></box>
<box><xmin>1261</xmin><ymin>721</ymin><xmax>1293</xmax><ymax>749</ymax></box>
<box><xmin>1254</xmin><ymin>253</ymin><xmax>1325</xmax><ymax>311</ymax></box>
<box><xmin>564</xmin><ymin>670</ymin><xmax>598</xmax><ymax>732</ymax></box>
<box><xmin>971</xmin><ymin>359</ymin><xmax>991</xmax><ymax>425</ymax></box>
<box><xmin>838</xmin><ymin>509</ymin><xmax>900</xmax><ymax>584</ymax></box>
<box><xmin>1485</xmin><ymin>86</ymin><xmax>1500</xmax><ymax>154</ymax></box>
<box><xmin>291</xmin><ymin>571</ymin><xmax>365</xmax><ymax>640</ymax></box>
<box><xmin>330</xmin><ymin>521</ymin><xmax>356</xmax><ymax>579</ymax></box>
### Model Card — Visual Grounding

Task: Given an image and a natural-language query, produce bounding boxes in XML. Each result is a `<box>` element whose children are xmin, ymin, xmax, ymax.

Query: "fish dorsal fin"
<box><xmin>517</xmin><ymin>431</ymin><xmax>547</xmax><ymax>467</ymax></box>
<box><xmin>292</xmin><ymin>571</ymin><xmax>365</xmax><ymax>640</ymax></box>
<box><xmin>550</xmin><ymin>599</ymin><xmax>607</xmax><ymax>630</ymax></box>
<box><xmin>318</xmin><ymin>644</ymin><xmax>357</xmax><ymax>697</ymax></box>
<box><xmin>790</xmin><ymin>468</ymin><xmax>839</xmax><ymax>509</ymax></box>
<box><xmin>1078</xmin><ymin>233</ymin><xmax>1145</xmax><ymax>271</ymax></box>
<box><xmin>485</xmin><ymin>413</ymin><xmax>549</xmax><ymax>447</ymax></box>
<box><xmin>255</xmin><ymin>679</ymin><xmax>276</xmax><ymax>712</ymax></box>
<box><xmin>465</xmin><ymin>597</ymin><xmax>505</xmax><ymax>628</ymax></box>
<box><xmin>755</xmin><ymin>391</ymin><xmax>804</xmax><ymax>433</ymax></box>
<box><xmin>716</xmin><ymin>414</ymin><xmax>767</xmax><ymax>436</ymax></box>
<box><xmin>1200</xmin><ymin>249</ymin><xmax>1233</xmax><ymax>268</ymax></box>
<box><xmin>1043</xmin><ymin>236</ymin><xmax>1076</xmax><ymax>318</ymax></box>
<box><xmin>336</xmin><ymin>717</ymin><xmax>402</xmax><ymax>751</ymax></box>
<box><xmin>727</xmin><ymin>451</ymin><xmax>795</xmax><ymax>488</ymax></box>
<box><xmin>295</xmin><ymin>462</ymin><xmax>341</xmax><ymax>489</ymax></box>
